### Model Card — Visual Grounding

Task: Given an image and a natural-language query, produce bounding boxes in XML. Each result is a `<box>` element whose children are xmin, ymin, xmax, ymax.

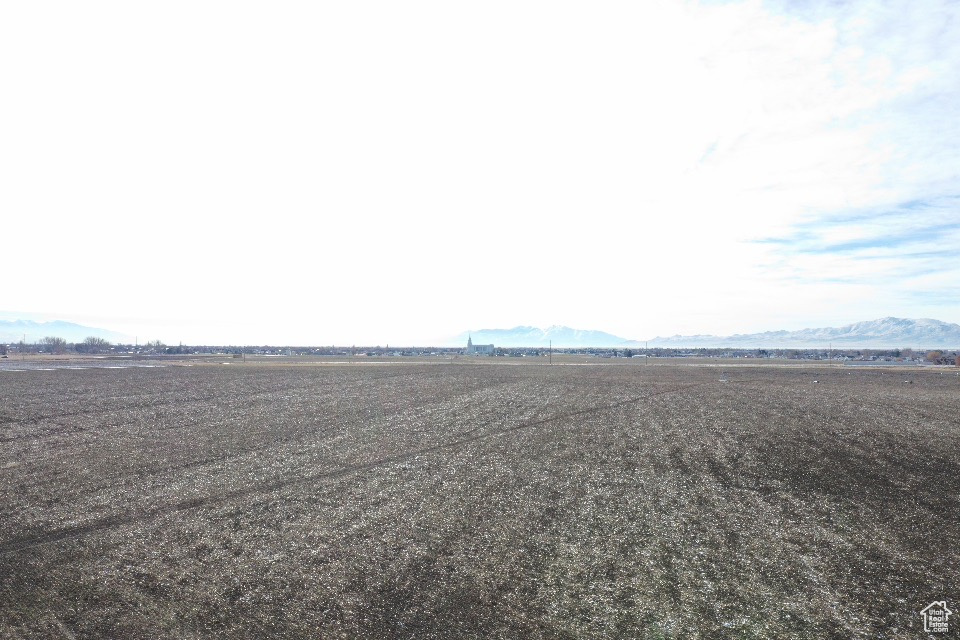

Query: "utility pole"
<box><xmin>549</xmin><ymin>340</ymin><xmax>552</xmax><ymax>365</ymax></box>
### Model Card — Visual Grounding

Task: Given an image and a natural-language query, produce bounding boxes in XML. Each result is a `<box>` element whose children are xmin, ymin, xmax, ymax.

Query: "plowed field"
<box><xmin>2</xmin><ymin>362</ymin><xmax>958</xmax><ymax>638</ymax></box>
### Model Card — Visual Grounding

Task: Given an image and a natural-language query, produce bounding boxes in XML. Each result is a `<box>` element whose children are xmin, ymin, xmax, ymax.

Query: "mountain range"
<box><xmin>455</xmin><ymin>326</ymin><xmax>638</xmax><ymax>348</ymax></box>
<box><xmin>3</xmin><ymin>317</ymin><xmax>958</xmax><ymax>348</ymax></box>
<box><xmin>646</xmin><ymin>317</ymin><xmax>960</xmax><ymax>348</ymax></box>
<box><xmin>457</xmin><ymin>318</ymin><xmax>960</xmax><ymax>349</ymax></box>
<box><xmin>0</xmin><ymin>320</ymin><xmax>133</xmax><ymax>344</ymax></box>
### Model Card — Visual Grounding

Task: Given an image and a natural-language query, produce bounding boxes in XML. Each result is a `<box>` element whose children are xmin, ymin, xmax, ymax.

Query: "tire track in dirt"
<box><xmin>13</xmin><ymin>365</ymin><xmax>452</xmax><ymax>419</ymax></box>
<box><xmin>0</xmin><ymin>381</ymin><xmax>711</xmax><ymax>555</ymax></box>
<box><xmin>14</xmin><ymin>375</ymin><xmax>524</xmax><ymax>501</ymax></box>
<box><xmin>0</xmin><ymin>367</ymin><xmax>459</xmax><ymax>442</ymax></box>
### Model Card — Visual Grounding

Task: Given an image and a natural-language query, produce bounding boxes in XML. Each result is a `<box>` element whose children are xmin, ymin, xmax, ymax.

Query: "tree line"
<box><xmin>1</xmin><ymin>337</ymin><xmax>165</xmax><ymax>355</ymax></box>
<box><xmin>41</xmin><ymin>336</ymin><xmax>112</xmax><ymax>354</ymax></box>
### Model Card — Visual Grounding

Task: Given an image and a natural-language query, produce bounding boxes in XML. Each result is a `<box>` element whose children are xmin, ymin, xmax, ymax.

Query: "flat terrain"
<box><xmin>1</xmin><ymin>361</ymin><xmax>958</xmax><ymax>638</ymax></box>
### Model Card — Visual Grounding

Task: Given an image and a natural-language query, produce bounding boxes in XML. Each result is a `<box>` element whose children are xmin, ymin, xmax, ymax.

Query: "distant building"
<box><xmin>466</xmin><ymin>335</ymin><xmax>494</xmax><ymax>355</ymax></box>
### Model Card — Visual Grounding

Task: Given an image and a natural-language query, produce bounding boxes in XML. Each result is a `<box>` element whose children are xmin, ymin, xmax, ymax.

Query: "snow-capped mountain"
<box><xmin>647</xmin><ymin>317</ymin><xmax>960</xmax><ymax>348</ymax></box>
<box><xmin>451</xmin><ymin>318</ymin><xmax>960</xmax><ymax>349</ymax></box>
<box><xmin>452</xmin><ymin>326</ymin><xmax>639</xmax><ymax>348</ymax></box>
<box><xmin>0</xmin><ymin>319</ymin><xmax>132</xmax><ymax>344</ymax></box>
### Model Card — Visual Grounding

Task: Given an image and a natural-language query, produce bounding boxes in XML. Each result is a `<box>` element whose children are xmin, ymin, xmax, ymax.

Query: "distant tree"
<box><xmin>145</xmin><ymin>340</ymin><xmax>165</xmax><ymax>351</ymax></box>
<box><xmin>40</xmin><ymin>336</ymin><xmax>68</xmax><ymax>354</ymax></box>
<box><xmin>624</xmin><ymin>349</ymin><xmax>634</xmax><ymax>358</ymax></box>
<box><xmin>955</xmin><ymin>354</ymin><xmax>960</xmax><ymax>367</ymax></box>
<box><xmin>926</xmin><ymin>350</ymin><xmax>943</xmax><ymax>362</ymax></box>
<box><xmin>76</xmin><ymin>336</ymin><xmax>111</xmax><ymax>354</ymax></box>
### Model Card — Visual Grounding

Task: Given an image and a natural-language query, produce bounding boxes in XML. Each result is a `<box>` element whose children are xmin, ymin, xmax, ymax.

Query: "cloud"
<box><xmin>758</xmin><ymin>195</ymin><xmax>960</xmax><ymax>285</ymax></box>
<box><xmin>1</xmin><ymin>0</ymin><xmax>958</xmax><ymax>342</ymax></box>
<box><xmin>715</xmin><ymin>0</ymin><xmax>960</xmax><ymax>330</ymax></box>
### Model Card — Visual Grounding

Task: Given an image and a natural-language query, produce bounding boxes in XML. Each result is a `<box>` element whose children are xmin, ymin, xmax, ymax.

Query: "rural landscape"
<box><xmin>5</xmin><ymin>0</ymin><xmax>960</xmax><ymax>636</ymax></box>
<box><xmin>2</xmin><ymin>355</ymin><xmax>958</xmax><ymax>638</ymax></box>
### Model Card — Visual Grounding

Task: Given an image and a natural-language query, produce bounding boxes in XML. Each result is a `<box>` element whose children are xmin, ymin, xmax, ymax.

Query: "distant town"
<box><xmin>2</xmin><ymin>336</ymin><xmax>958</xmax><ymax>365</ymax></box>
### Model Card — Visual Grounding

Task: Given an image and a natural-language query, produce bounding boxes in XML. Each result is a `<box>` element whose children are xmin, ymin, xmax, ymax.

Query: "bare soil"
<box><xmin>1</xmin><ymin>362</ymin><xmax>958</xmax><ymax>638</ymax></box>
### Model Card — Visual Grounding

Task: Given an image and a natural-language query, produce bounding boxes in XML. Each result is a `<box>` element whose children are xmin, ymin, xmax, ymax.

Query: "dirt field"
<box><xmin>1</xmin><ymin>361</ymin><xmax>958</xmax><ymax>638</ymax></box>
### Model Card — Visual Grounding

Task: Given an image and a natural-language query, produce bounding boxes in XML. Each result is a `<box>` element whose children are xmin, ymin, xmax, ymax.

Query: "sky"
<box><xmin>2</xmin><ymin>0</ymin><xmax>959</xmax><ymax>345</ymax></box>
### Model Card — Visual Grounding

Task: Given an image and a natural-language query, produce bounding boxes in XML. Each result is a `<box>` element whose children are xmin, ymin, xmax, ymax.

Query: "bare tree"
<box><xmin>40</xmin><ymin>336</ymin><xmax>69</xmax><ymax>354</ymax></box>
<box><xmin>77</xmin><ymin>336</ymin><xmax>111</xmax><ymax>354</ymax></box>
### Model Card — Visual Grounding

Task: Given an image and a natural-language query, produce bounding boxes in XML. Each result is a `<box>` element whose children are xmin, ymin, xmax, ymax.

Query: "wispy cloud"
<box><xmin>1</xmin><ymin>0</ymin><xmax>958</xmax><ymax>342</ymax></box>
<box><xmin>753</xmin><ymin>194</ymin><xmax>960</xmax><ymax>323</ymax></box>
<box><xmin>760</xmin><ymin>196</ymin><xmax>959</xmax><ymax>261</ymax></box>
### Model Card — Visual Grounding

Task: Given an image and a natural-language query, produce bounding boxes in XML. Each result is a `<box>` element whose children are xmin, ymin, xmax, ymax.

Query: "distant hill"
<box><xmin>0</xmin><ymin>319</ymin><xmax>133</xmax><ymax>344</ymax></box>
<box><xmin>647</xmin><ymin>317</ymin><xmax>960</xmax><ymax>348</ymax></box>
<box><xmin>453</xmin><ymin>326</ymin><xmax>640</xmax><ymax>348</ymax></box>
<box><xmin>450</xmin><ymin>318</ymin><xmax>960</xmax><ymax>350</ymax></box>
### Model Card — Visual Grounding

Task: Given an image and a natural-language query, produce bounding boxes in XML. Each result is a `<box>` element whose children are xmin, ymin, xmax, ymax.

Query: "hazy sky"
<box><xmin>3</xmin><ymin>0</ymin><xmax>959</xmax><ymax>345</ymax></box>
